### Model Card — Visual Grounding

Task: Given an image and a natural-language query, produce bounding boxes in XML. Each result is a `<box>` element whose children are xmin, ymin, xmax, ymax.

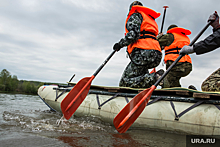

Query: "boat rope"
<box><xmin>39</xmin><ymin>95</ymin><xmax>56</xmax><ymax>112</ymax></box>
<box><xmin>96</xmin><ymin>94</ymin><xmax>101</xmax><ymax>109</ymax></box>
<box><xmin>95</xmin><ymin>93</ymin><xmax>220</xmax><ymax>120</ymax></box>
<box><xmin>55</xmin><ymin>88</ymin><xmax>68</xmax><ymax>101</ymax></box>
<box><xmin>53</xmin><ymin>87</ymin><xmax>220</xmax><ymax>104</ymax></box>
<box><xmin>215</xmin><ymin>105</ymin><xmax>220</xmax><ymax>110</ymax></box>
<box><xmin>147</xmin><ymin>97</ymin><xmax>162</xmax><ymax>106</ymax></box>
<box><xmin>97</xmin><ymin>93</ymin><xmax>121</xmax><ymax>109</ymax></box>
<box><xmin>125</xmin><ymin>97</ymin><xmax>129</xmax><ymax>103</ymax></box>
<box><xmin>171</xmin><ymin>101</ymin><xmax>204</xmax><ymax>121</ymax></box>
<box><xmin>170</xmin><ymin>101</ymin><xmax>179</xmax><ymax>120</ymax></box>
<box><xmin>51</xmin><ymin>87</ymin><xmax>220</xmax><ymax>119</ymax></box>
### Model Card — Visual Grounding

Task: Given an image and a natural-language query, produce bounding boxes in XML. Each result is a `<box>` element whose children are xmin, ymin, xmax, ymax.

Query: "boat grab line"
<box><xmin>147</xmin><ymin>97</ymin><xmax>162</xmax><ymax>106</ymax></box>
<box><xmin>55</xmin><ymin>88</ymin><xmax>68</xmax><ymax>101</ymax></box>
<box><xmin>172</xmin><ymin>101</ymin><xmax>204</xmax><ymax>121</ymax></box>
<box><xmin>125</xmin><ymin>97</ymin><xmax>129</xmax><ymax>103</ymax></box>
<box><xmin>215</xmin><ymin>104</ymin><xmax>220</xmax><ymax>110</ymax></box>
<box><xmin>98</xmin><ymin>93</ymin><xmax>120</xmax><ymax>109</ymax></box>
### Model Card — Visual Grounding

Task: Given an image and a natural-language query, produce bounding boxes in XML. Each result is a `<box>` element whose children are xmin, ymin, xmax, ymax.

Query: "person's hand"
<box><xmin>113</xmin><ymin>43</ymin><xmax>122</xmax><ymax>51</ymax></box>
<box><xmin>208</xmin><ymin>12</ymin><xmax>220</xmax><ymax>29</ymax></box>
<box><xmin>179</xmin><ymin>45</ymin><xmax>194</xmax><ymax>55</ymax></box>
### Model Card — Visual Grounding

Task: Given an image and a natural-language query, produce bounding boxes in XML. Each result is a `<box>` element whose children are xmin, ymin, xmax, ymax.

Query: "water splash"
<box><xmin>56</xmin><ymin>115</ymin><xmax>69</xmax><ymax>126</ymax></box>
<box><xmin>2</xmin><ymin>110</ymin><xmax>113</xmax><ymax>134</ymax></box>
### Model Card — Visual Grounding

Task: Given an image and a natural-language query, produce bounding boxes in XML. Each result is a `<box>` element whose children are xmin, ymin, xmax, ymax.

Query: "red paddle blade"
<box><xmin>113</xmin><ymin>85</ymin><xmax>156</xmax><ymax>133</ymax></box>
<box><xmin>61</xmin><ymin>76</ymin><xmax>94</xmax><ymax>120</ymax></box>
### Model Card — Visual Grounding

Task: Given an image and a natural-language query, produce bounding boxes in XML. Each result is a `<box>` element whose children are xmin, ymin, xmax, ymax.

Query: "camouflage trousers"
<box><xmin>201</xmin><ymin>68</ymin><xmax>220</xmax><ymax>92</ymax></box>
<box><xmin>119</xmin><ymin>48</ymin><xmax>162</xmax><ymax>88</ymax></box>
<box><xmin>163</xmin><ymin>60</ymin><xmax>192</xmax><ymax>88</ymax></box>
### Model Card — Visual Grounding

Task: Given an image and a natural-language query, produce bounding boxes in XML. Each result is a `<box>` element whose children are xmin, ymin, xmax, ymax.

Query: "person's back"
<box><xmin>113</xmin><ymin>1</ymin><xmax>164</xmax><ymax>88</ymax></box>
<box><xmin>158</xmin><ymin>25</ymin><xmax>192</xmax><ymax>88</ymax></box>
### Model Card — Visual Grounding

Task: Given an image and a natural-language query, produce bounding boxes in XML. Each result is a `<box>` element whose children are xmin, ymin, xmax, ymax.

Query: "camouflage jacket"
<box><xmin>194</xmin><ymin>27</ymin><xmax>220</xmax><ymax>55</ymax></box>
<box><xmin>118</xmin><ymin>13</ymin><xmax>143</xmax><ymax>48</ymax></box>
<box><xmin>157</xmin><ymin>33</ymin><xmax>174</xmax><ymax>49</ymax></box>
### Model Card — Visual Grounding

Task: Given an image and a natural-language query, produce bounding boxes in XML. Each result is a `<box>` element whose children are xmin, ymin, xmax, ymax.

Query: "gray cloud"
<box><xmin>0</xmin><ymin>0</ymin><xmax>220</xmax><ymax>91</ymax></box>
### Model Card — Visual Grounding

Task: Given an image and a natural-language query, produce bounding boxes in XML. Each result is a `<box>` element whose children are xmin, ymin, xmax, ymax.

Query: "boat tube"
<box><xmin>38</xmin><ymin>83</ymin><xmax>220</xmax><ymax>135</ymax></box>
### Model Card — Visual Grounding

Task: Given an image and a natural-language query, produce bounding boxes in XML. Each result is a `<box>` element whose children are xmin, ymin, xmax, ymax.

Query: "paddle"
<box><xmin>61</xmin><ymin>50</ymin><xmax>117</xmax><ymax>120</ymax></box>
<box><xmin>113</xmin><ymin>17</ymin><xmax>215</xmax><ymax>133</ymax></box>
<box><xmin>151</xmin><ymin>6</ymin><xmax>169</xmax><ymax>74</ymax></box>
<box><xmin>160</xmin><ymin>6</ymin><xmax>169</xmax><ymax>33</ymax></box>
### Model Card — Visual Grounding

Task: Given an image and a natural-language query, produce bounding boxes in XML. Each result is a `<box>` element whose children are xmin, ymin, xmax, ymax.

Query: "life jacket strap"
<box><xmin>139</xmin><ymin>30</ymin><xmax>156</xmax><ymax>40</ymax></box>
<box><xmin>165</xmin><ymin>47</ymin><xmax>181</xmax><ymax>55</ymax></box>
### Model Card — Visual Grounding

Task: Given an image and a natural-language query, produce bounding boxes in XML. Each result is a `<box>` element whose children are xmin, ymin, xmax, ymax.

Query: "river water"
<box><xmin>0</xmin><ymin>93</ymin><xmax>187</xmax><ymax>147</ymax></box>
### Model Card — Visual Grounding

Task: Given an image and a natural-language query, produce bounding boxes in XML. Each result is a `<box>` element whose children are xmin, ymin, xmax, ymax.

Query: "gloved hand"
<box><xmin>208</xmin><ymin>12</ymin><xmax>220</xmax><ymax>29</ymax></box>
<box><xmin>113</xmin><ymin>43</ymin><xmax>122</xmax><ymax>51</ymax></box>
<box><xmin>179</xmin><ymin>45</ymin><xmax>195</xmax><ymax>55</ymax></box>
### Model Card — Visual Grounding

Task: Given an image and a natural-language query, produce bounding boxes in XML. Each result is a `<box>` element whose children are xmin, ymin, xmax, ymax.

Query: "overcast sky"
<box><xmin>0</xmin><ymin>0</ymin><xmax>220</xmax><ymax>91</ymax></box>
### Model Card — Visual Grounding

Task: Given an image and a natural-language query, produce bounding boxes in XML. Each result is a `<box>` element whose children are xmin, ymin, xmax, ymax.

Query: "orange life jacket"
<box><xmin>164</xmin><ymin>27</ymin><xmax>192</xmax><ymax>63</ymax></box>
<box><xmin>125</xmin><ymin>6</ymin><xmax>161</xmax><ymax>54</ymax></box>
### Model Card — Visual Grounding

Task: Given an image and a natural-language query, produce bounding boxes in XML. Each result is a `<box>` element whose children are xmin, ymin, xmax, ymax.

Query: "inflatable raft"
<box><xmin>38</xmin><ymin>83</ymin><xmax>220</xmax><ymax>135</ymax></box>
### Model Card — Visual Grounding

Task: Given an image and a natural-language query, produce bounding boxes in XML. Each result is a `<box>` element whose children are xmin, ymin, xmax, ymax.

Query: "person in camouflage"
<box><xmin>201</xmin><ymin>68</ymin><xmax>220</xmax><ymax>91</ymax></box>
<box><xmin>158</xmin><ymin>25</ymin><xmax>192</xmax><ymax>88</ymax></box>
<box><xmin>113</xmin><ymin>1</ymin><xmax>164</xmax><ymax>88</ymax></box>
<box><xmin>180</xmin><ymin>12</ymin><xmax>220</xmax><ymax>92</ymax></box>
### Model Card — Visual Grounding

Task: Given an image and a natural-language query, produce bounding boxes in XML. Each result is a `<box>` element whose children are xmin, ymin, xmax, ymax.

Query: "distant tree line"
<box><xmin>0</xmin><ymin>69</ymin><xmax>62</xmax><ymax>95</ymax></box>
